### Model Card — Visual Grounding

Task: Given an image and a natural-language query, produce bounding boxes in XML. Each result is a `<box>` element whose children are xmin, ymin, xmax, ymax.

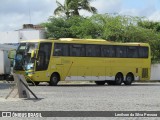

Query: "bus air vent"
<box><xmin>142</xmin><ymin>68</ymin><xmax>148</xmax><ymax>78</ymax></box>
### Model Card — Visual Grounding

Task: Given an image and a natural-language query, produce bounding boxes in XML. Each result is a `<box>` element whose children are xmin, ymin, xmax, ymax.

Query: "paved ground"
<box><xmin>0</xmin><ymin>81</ymin><xmax>160</xmax><ymax>120</ymax></box>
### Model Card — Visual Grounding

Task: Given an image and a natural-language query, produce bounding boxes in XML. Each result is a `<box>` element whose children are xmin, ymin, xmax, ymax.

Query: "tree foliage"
<box><xmin>42</xmin><ymin>14</ymin><xmax>160</xmax><ymax>63</ymax></box>
<box><xmin>138</xmin><ymin>21</ymin><xmax>160</xmax><ymax>32</ymax></box>
<box><xmin>54</xmin><ymin>0</ymin><xmax>97</xmax><ymax>18</ymax></box>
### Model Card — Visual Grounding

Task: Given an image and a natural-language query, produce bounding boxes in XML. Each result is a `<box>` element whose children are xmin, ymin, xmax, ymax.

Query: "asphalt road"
<box><xmin>0</xmin><ymin>82</ymin><xmax>160</xmax><ymax>120</ymax></box>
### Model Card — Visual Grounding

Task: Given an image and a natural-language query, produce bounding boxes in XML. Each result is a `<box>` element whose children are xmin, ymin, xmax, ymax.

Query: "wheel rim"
<box><xmin>52</xmin><ymin>76</ymin><xmax>57</xmax><ymax>83</ymax></box>
<box><xmin>50</xmin><ymin>74</ymin><xmax>59</xmax><ymax>86</ymax></box>
<box><xmin>126</xmin><ymin>75</ymin><xmax>132</xmax><ymax>83</ymax></box>
<box><xmin>115</xmin><ymin>75</ymin><xmax>122</xmax><ymax>85</ymax></box>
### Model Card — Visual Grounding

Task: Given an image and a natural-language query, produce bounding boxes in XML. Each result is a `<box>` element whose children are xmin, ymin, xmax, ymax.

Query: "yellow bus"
<box><xmin>13</xmin><ymin>38</ymin><xmax>151</xmax><ymax>86</ymax></box>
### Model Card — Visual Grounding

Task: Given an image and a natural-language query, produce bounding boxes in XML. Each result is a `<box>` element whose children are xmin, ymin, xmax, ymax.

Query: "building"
<box><xmin>0</xmin><ymin>24</ymin><xmax>46</xmax><ymax>44</ymax></box>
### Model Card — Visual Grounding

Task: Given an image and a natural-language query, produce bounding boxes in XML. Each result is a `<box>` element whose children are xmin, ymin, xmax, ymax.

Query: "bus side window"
<box><xmin>139</xmin><ymin>47</ymin><xmax>148</xmax><ymax>58</ymax></box>
<box><xmin>70</xmin><ymin>44</ymin><xmax>85</xmax><ymax>57</ymax></box>
<box><xmin>116</xmin><ymin>46</ymin><xmax>127</xmax><ymax>58</ymax></box>
<box><xmin>101</xmin><ymin>45</ymin><xmax>115</xmax><ymax>57</ymax></box>
<box><xmin>127</xmin><ymin>46</ymin><xmax>138</xmax><ymax>58</ymax></box>
<box><xmin>53</xmin><ymin>44</ymin><xmax>62</xmax><ymax>56</ymax></box>
<box><xmin>108</xmin><ymin>46</ymin><xmax>115</xmax><ymax>57</ymax></box>
<box><xmin>63</xmin><ymin>44</ymin><xmax>69</xmax><ymax>56</ymax></box>
<box><xmin>53</xmin><ymin>43</ymin><xmax>69</xmax><ymax>56</ymax></box>
<box><xmin>86</xmin><ymin>45</ymin><xmax>100</xmax><ymax>57</ymax></box>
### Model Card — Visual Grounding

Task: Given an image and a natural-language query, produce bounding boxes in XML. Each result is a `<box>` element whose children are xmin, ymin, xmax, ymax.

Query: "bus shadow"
<box><xmin>57</xmin><ymin>84</ymin><xmax>104</xmax><ymax>87</ymax></box>
<box><xmin>30</xmin><ymin>84</ymin><xmax>103</xmax><ymax>87</ymax></box>
<box><xmin>131</xmin><ymin>83</ymin><xmax>160</xmax><ymax>86</ymax></box>
<box><xmin>56</xmin><ymin>83</ymin><xmax>160</xmax><ymax>87</ymax></box>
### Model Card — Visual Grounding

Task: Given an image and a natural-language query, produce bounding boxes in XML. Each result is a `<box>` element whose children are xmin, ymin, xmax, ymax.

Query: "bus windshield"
<box><xmin>14</xmin><ymin>42</ymin><xmax>38</xmax><ymax>71</ymax></box>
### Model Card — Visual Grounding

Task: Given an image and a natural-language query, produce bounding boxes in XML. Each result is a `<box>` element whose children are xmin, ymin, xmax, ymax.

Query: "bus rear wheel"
<box><xmin>114</xmin><ymin>73</ymin><xmax>123</xmax><ymax>85</ymax></box>
<box><xmin>50</xmin><ymin>74</ymin><xmax>60</xmax><ymax>86</ymax></box>
<box><xmin>124</xmin><ymin>73</ymin><xmax>134</xmax><ymax>85</ymax></box>
<box><xmin>95</xmin><ymin>81</ymin><xmax>105</xmax><ymax>85</ymax></box>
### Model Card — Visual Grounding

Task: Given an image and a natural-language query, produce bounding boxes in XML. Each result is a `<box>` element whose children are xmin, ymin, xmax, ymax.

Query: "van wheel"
<box><xmin>50</xmin><ymin>74</ymin><xmax>60</xmax><ymax>86</ymax></box>
<box><xmin>124</xmin><ymin>73</ymin><xmax>134</xmax><ymax>85</ymax></box>
<box><xmin>115</xmin><ymin>73</ymin><xmax>123</xmax><ymax>85</ymax></box>
<box><xmin>95</xmin><ymin>81</ymin><xmax>105</xmax><ymax>85</ymax></box>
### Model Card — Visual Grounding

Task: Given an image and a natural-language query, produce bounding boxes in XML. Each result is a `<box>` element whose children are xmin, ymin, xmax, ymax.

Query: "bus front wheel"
<box><xmin>50</xmin><ymin>73</ymin><xmax>60</xmax><ymax>86</ymax></box>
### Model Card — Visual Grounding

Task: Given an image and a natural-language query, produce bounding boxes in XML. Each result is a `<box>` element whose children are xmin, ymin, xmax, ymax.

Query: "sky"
<box><xmin>0</xmin><ymin>0</ymin><xmax>160</xmax><ymax>31</ymax></box>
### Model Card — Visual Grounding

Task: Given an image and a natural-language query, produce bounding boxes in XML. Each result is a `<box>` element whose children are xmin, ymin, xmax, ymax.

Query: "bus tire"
<box><xmin>124</xmin><ymin>73</ymin><xmax>134</xmax><ymax>85</ymax></box>
<box><xmin>115</xmin><ymin>73</ymin><xmax>123</xmax><ymax>85</ymax></box>
<box><xmin>95</xmin><ymin>81</ymin><xmax>105</xmax><ymax>85</ymax></box>
<box><xmin>50</xmin><ymin>73</ymin><xmax>60</xmax><ymax>86</ymax></box>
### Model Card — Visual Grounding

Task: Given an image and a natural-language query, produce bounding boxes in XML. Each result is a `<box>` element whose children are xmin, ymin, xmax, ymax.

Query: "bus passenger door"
<box><xmin>35</xmin><ymin>42</ymin><xmax>52</xmax><ymax>82</ymax></box>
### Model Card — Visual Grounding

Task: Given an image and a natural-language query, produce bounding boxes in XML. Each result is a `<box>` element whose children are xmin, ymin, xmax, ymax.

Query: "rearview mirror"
<box><xmin>31</xmin><ymin>50</ymin><xmax>37</xmax><ymax>59</ymax></box>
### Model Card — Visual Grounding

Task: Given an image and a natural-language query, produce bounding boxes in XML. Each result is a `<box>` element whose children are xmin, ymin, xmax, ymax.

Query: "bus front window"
<box><xmin>24</xmin><ymin>43</ymin><xmax>38</xmax><ymax>71</ymax></box>
<box><xmin>14</xmin><ymin>42</ymin><xmax>38</xmax><ymax>71</ymax></box>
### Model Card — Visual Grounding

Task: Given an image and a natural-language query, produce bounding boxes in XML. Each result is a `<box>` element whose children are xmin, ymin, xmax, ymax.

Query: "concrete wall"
<box><xmin>0</xmin><ymin>31</ymin><xmax>19</xmax><ymax>43</ymax></box>
<box><xmin>150</xmin><ymin>64</ymin><xmax>160</xmax><ymax>80</ymax></box>
<box><xmin>19</xmin><ymin>29</ymin><xmax>46</xmax><ymax>41</ymax></box>
<box><xmin>0</xmin><ymin>29</ymin><xmax>45</xmax><ymax>44</ymax></box>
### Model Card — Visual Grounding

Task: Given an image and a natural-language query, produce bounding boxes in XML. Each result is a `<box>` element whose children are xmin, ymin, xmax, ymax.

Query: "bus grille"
<box><xmin>142</xmin><ymin>68</ymin><xmax>148</xmax><ymax>78</ymax></box>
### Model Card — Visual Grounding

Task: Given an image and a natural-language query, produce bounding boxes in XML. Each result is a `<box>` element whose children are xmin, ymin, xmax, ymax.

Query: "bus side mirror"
<box><xmin>8</xmin><ymin>49</ymin><xmax>16</xmax><ymax>59</ymax></box>
<box><xmin>31</xmin><ymin>50</ymin><xmax>37</xmax><ymax>59</ymax></box>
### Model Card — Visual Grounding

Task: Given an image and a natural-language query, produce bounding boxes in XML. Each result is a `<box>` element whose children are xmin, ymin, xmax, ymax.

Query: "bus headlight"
<box><xmin>25</xmin><ymin>71</ymin><xmax>34</xmax><ymax>76</ymax></box>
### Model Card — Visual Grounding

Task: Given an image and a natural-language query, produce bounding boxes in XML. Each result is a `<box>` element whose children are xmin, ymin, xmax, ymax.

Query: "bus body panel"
<box><xmin>14</xmin><ymin>39</ymin><xmax>151</xmax><ymax>84</ymax></box>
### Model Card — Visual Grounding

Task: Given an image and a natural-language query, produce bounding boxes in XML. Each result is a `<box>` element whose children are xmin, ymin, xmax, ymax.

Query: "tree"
<box><xmin>41</xmin><ymin>17</ymin><xmax>74</xmax><ymax>39</ymax></box>
<box><xmin>71</xmin><ymin>0</ymin><xmax>97</xmax><ymax>16</ymax></box>
<box><xmin>54</xmin><ymin>0</ymin><xmax>97</xmax><ymax>18</ymax></box>
<box><xmin>54</xmin><ymin>0</ymin><xmax>72</xmax><ymax>18</ymax></box>
<box><xmin>64</xmin><ymin>16</ymin><xmax>102</xmax><ymax>38</ymax></box>
<box><xmin>138</xmin><ymin>21</ymin><xmax>160</xmax><ymax>32</ymax></box>
<box><xmin>42</xmin><ymin>14</ymin><xmax>160</xmax><ymax>63</ymax></box>
<box><xmin>42</xmin><ymin>16</ymin><xmax>101</xmax><ymax>39</ymax></box>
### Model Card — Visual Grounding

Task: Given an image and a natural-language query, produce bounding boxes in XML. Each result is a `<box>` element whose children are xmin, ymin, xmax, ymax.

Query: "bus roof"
<box><xmin>20</xmin><ymin>38</ymin><xmax>108</xmax><ymax>42</ymax></box>
<box><xmin>20</xmin><ymin>38</ymin><xmax>149</xmax><ymax>46</ymax></box>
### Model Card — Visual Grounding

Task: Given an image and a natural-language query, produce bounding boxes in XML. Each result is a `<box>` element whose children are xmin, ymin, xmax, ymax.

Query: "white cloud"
<box><xmin>118</xmin><ymin>4</ymin><xmax>160</xmax><ymax>22</ymax></box>
<box><xmin>119</xmin><ymin>9</ymin><xmax>139</xmax><ymax>16</ymax></box>
<box><xmin>0</xmin><ymin>0</ymin><xmax>160</xmax><ymax>31</ymax></box>
<box><xmin>91</xmin><ymin>0</ymin><xmax>122</xmax><ymax>14</ymax></box>
<box><xmin>0</xmin><ymin>0</ymin><xmax>56</xmax><ymax>31</ymax></box>
<box><xmin>73</xmin><ymin>0</ymin><xmax>122</xmax><ymax>17</ymax></box>
<box><xmin>148</xmin><ymin>11</ymin><xmax>160</xmax><ymax>21</ymax></box>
